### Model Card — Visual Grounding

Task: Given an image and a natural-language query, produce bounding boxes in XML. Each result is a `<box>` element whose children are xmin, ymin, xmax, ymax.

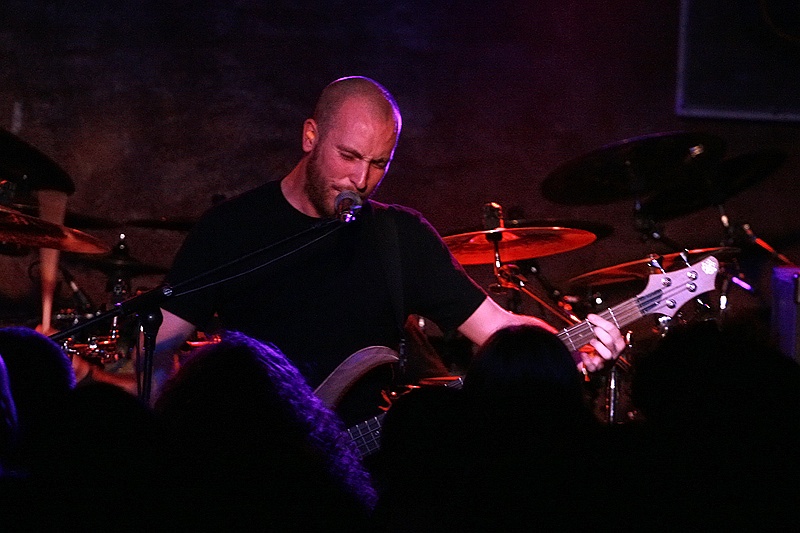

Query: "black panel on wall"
<box><xmin>676</xmin><ymin>0</ymin><xmax>800</xmax><ymax>122</ymax></box>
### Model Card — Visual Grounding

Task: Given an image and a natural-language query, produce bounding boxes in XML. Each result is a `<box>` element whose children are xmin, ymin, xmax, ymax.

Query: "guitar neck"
<box><xmin>557</xmin><ymin>287</ymin><xmax>662</xmax><ymax>352</ymax></box>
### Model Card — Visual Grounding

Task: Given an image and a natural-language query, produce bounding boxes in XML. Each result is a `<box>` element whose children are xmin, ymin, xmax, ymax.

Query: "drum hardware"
<box><xmin>5</xmin><ymin>202</ymin><xmax>120</xmax><ymax>231</ymax></box>
<box><xmin>442</xmin><ymin>206</ymin><xmax>598</xmax><ymax>268</ymax></box>
<box><xmin>638</xmin><ymin>147</ymin><xmax>796</xmax><ymax>267</ymax></box>
<box><xmin>0</xmin><ymin>128</ymin><xmax>75</xmax><ymax>194</ymax></box>
<box><xmin>0</xmin><ymin>204</ymin><xmax>110</xmax><ymax>254</ymax></box>
<box><xmin>125</xmin><ymin>215</ymin><xmax>198</xmax><ymax>232</ymax></box>
<box><xmin>637</xmin><ymin>149</ymin><xmax>787</xmax><ymax>223</ymax></box>
<box><xmin>444</xmin><ymin>202</ymin><xmax>587</xmax><ymax>326</ymax></box>
<box><xmin>568</xmin><ymin>247</ymin><xmax>739</xmax><ymax>289</ymax></box>
<box><xmin>541</xmin><ymin>131</ymin><xmax>726</xmax><ymax>206</ymax></box>
<box><xmin>62</xmin><ymin>233</ymin><xmax>169</xmax><ymax>279</ymax></box>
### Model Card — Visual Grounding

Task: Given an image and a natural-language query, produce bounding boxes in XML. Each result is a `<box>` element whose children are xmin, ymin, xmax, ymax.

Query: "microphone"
<box><xmin>61</xmin><ymin>267</ymin><xmax>94</xmax><ymax>313</ymax></box>
<box><xmin>482</xmin><ymin>202</ymin><xmax>504</xmax><ymax>242</ymax></box>
<box><xmin>334</xmin><ymin>190</ymin><xmax>363</xmax><ymax>223</ymax></box>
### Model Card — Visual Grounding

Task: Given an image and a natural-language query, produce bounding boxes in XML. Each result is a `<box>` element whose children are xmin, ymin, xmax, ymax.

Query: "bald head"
<box><xmin>313</xmin><ymin>76</ymin><xmax>402</xmax><ymax>143</ymax></box>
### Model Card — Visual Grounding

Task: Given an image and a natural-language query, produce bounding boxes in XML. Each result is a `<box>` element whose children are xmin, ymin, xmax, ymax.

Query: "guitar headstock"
<box><xmin>638</xmin><ymin>255</ymin><xmax>720</xmax><ymax>318</ymax></box>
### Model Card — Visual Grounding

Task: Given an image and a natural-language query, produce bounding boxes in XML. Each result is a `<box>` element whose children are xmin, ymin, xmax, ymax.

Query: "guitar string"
<box><xmin>558</xmin><ymin>275</ymin><xmax>711</xmax><ymax>348</ymax></box>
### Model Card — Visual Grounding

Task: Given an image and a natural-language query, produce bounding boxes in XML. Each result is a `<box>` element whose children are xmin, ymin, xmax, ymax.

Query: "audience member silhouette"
<box><xmin>626</xmin><ymin>319</ymin><xmax>800</xmax><ymax>530</ymax></box>
<box><xmin>154</xmin><ymin>331</ymin><xmax>377</xmax><ymax>531</ymax></box>
<box><xmin>0</xmin><ymin>354</ymin><xmax>17</xmax><ymax>475</ymax></box>
<box><xmin>17</xmin><ymin>381</ymin><xmax>176</xmax><ymax>530</ymax></box>
<box><xmin>376</xmin><ymin>324</ymin><xmax>608</xmax><ymax>531</ymax></box>
<box><xmin>0</xmin><ymin>326</ymin><xmax>75</xmax><ymax>473</ymax></box>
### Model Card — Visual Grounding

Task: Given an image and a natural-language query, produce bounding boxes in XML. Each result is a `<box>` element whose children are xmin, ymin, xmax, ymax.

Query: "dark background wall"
<box><xmin>1</xmin><ymin>0</ymin><xmax>799</xmax><ymax>336</ymax></box>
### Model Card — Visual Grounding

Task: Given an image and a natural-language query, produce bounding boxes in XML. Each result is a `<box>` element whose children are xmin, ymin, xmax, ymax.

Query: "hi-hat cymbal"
<box><xmin>568</xmin><ymin>247</ymin><xmax>739</xmax><ymax>289</ymax></box>
<box><xmin>64</xmin><ymin>253</ymin><xmax>169</xmax><ymax>276</ymax></box>
<box><xmin>0</xmin><ymin>129</ymin><xmax>75</xmax><ymax>194</ymax></box>
<box><xmin>443</xmin><ymin>226</ymin><xmax>597</xmax><ymax>266</ymax></box>
<box><xmin>125</xmin><ymin>216</ymin><xmax>197</xmax><ymax>231</ymax></box>
<box><xmin>0</xmin><ymin>205</ymin><xmax>109</xmax><ymax>254</ymax></box>
<box><xmin>541</xmin><ymin>131</ymin><xmax>726</xmax><ymax>205</ymax></box>
<box><xmin>638</xmin><ymin>149</ymin><xmax>787</xmax><ymax>221</ymax></box>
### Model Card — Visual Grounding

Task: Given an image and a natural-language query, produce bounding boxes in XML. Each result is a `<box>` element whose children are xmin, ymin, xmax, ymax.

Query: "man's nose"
<box><xmin>349</xmin><ymin>162</ymin><xmax>370</xmax><ymax>192</ymax></box>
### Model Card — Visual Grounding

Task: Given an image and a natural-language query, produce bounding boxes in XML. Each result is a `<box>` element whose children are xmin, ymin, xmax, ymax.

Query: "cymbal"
<box><xmin>125</xmin><ymin>216</ymin><xmax>197</xmax><ymax>231</ymax></box>
<box><xmin>638</xmin><ymin>149</ymin><xmax>787</xmax><ymax>221</ymax></box>
<box><xmin>568</xmin><ymin>247</ymin><xmax>739</xmax><ymax>289</ymax></box>
<box><xmin>541</xmin><ymin>131</ymin><xmax>726</xmax><ymax>205</ymax></box>
<box><xmin>505</xmin><ymin>218</ymin><xmax>614</xmax><ymax>240</ymax></box>
<box><xmin>6</xmin><ymin>202</ymin><xmax>121</xmax><ymax>230</ymax></box>
<box><xmin>0</xmin><ymin>129</ymin><xmax>75</xmax><ymax>194</ymax></box>
<box><xmin>64</xmin><ymin>253</ymin><xmax>169</xmax><ymax>276</ymax></box>
<box><xmin>0</xmin><ymin>205</ymin><xmax>109</xmax><ymax>254</ymax></box>
<box><xmin>443</xmin><ymin>226</ymin><xmax>597</xmax><ymax>266</ymax></box>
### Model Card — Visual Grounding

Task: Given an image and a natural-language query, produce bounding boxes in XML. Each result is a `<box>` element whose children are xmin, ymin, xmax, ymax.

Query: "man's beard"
<box><xmin>305</xmin><ymin>149</ymin><xmax>335</xmax><ymax>218</ymax></box>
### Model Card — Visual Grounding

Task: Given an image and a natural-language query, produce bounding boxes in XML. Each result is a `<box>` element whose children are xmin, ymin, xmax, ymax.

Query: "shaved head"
<box><xmin>313</xmin><ymin>76</ymin><xmax>402</xmax><ymax>142</ymax></box>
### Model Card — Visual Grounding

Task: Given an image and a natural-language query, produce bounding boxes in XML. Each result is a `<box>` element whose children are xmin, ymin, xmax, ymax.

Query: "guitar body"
<box><xmin>314</xmin><ymin>345</ymin><xmax>399</xmax><ymax>410</ymax></box>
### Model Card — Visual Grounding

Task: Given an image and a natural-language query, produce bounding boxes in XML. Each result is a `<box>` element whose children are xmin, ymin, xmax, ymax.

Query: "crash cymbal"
<box><xmin>568</xmin><ymin>247</ymin><xmax>739</xmax><ymax>289</ymax></box>
<box><xmin>541</xmin><ymin>131</ymin><xmax>726</xmax><ymax>205</ymax></box>
<box><xmin>0</xmin><ymin>129</ymin><xmax>75</xmax><ymax>194</ymax></box>
<box><xmin>505</xmin><ymin>218</ymin><xmax>614</xmax><ymax>240</ymax></box>
<box><xmin>125</xmin><ymin>216</ymin><xmax>197</xmax><ymax>231</ymax></box>
<box><xmin>5</xmin><ymin>202</ymin><xmax>121</xmax><ymax>230</ymax></box>
<box><xmin>638</xmin><ymin>149</ymin><xmax>787</xmax><ymax>221</ymax></box>
<box><xmin>0</xmin><ymin>205</ymin><xmax>109</xmax><ymax>254</ymax></box>
<box><xmin>443</xmin><ymin>226</ymin><xmax>597</xmax><ymax>266</ymax></box>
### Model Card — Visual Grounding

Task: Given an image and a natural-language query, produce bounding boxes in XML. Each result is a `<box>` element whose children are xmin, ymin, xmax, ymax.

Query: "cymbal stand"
<box><xmin>485</xmin><ymin>229</ymin><xmax>579</xmax><ymax>327</ymax></box>
<box><xmin>632</xmin><ymin>205</ymin><xmax>686</xmax><ymax>253</ymax></box>
<box><xmin>725</xmin><ymin>210</ymin><xmax>797</xmax><ymax>266</ymax></box>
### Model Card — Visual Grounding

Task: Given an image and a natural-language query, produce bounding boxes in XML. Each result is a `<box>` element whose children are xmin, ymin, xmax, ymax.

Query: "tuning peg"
<box><xmin>647</xmin><ymin>254</ymin><xmax>666</xmax><ymax>273</ymax></box>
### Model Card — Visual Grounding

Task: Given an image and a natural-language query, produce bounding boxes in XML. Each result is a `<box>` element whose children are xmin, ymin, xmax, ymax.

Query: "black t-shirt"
<box><xmin>162</xmin><ymin>179</ymin><xmax>486</xmax><ymax>422</ymax></box>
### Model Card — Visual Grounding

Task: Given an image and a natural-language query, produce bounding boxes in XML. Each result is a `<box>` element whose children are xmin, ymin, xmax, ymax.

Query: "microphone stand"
<box><xmin>51</xmin><ymin>214</ymin><xmax>351</xmax><ymax>403</ymax></box>
<box><xmin>51</xmin><ymin>283</ymin><xmax>174</xmax><ymax>403</ymax></box>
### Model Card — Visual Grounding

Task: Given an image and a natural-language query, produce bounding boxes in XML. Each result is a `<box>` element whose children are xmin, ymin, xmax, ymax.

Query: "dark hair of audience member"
<box><xmin>463</xmin><ymin>325</ymin><xmax>607</xmax><ymax>529</ymax></box>
<box><xmin>376</xmin><ymin>325</ymin><xmax>608</xmax><ymax>532</ymax></box>
<box><xmin>628</xmin><ymin>318</ymin><xmax>800</xmax><ymax>530</ymax></box>
<box><xmin>0</xmin><ymin>326</ymin><xmax>75</xmax><ymax>471</ymax></box>
<box><xmin>0</xmin><ymin>354</ymin><xmax>18</xmax><ymax>475</ymax></box>
<box><xmin>12</xmin><ymin>381</ymin><xmax>175</xmax><ymax>529</ymax></box>
<box><xmin>154</xmin><ymin>331</ymin><xmax>377</xmax><ymax>530</ymax></box>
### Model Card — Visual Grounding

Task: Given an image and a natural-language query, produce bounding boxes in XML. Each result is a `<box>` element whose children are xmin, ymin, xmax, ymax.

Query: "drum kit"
<box><xmin>0</xmin><ymin>128</ymin><xmax>188</xmax><ymax>372</ymax></box>
<box><xmin>442</xmin><ymin>131</ymin><xmax>796</xmax><ymax>423</ymax></box>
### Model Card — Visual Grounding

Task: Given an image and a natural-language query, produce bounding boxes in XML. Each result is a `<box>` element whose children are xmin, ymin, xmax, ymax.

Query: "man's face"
<box><xmin>304</xmin><ymin>98</ymin><xmax>398</xmax><ymax>218</ymax></box>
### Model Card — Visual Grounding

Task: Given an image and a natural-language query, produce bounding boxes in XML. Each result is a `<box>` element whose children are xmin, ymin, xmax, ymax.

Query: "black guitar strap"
<box><xmin>365</xmin><ymin>203</ymin><xmax>409</xmax><ymax>385</ymax></box>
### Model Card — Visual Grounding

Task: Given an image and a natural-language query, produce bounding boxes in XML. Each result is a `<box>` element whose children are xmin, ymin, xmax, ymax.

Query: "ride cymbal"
<box><xmin>541</xmin><ymin>131</ymin><xmax>726</xmax><ymax>205</ymax></box>
<box><xmin>443</xmin><ymin>226</ymin><xmax>597</xmax><ymax>266</ymax></box>
<box><xmin>567</xmin><ymin>247</ymin><xmax>739</xmax><ymax>289</ymax></box>
<box><xmin>0</xmin><ymin>205</ymin><xmax>109</xmax><ymax>254</ymax></box>
<box><xmin>638</xmin><ymin>149</ymin><xmax>787</xmax><ymax>221</ymax></box>
<box><xmin>0</xmin><ymin>129</ymin><xmax>75</xmax><ymax>194</ymax></box>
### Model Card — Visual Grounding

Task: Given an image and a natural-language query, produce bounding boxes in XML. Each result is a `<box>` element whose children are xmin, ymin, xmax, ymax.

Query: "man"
<box><xmin>152</xmin><ymin>76</ymin><xmax>625</xmax><ymax>423</ymax></box>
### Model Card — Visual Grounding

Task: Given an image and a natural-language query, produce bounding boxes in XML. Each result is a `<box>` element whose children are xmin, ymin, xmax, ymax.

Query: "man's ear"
<box><xmin>302</xmin><ymin>119</ymin><xmax>318</xmax><ymax>152</ymax></box>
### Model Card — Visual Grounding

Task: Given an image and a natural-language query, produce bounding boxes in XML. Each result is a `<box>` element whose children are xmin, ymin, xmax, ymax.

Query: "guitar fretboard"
<box><xmin>557</xmin><ymin>288</ymin><xmax>663</xmax><ymax>353</ymax></box>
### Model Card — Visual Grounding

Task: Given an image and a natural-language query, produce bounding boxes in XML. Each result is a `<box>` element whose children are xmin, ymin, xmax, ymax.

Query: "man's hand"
<box><xmin>577</xmin><ymin>313</ymin><xmax>627</xmax><ymax>373</ymax></box>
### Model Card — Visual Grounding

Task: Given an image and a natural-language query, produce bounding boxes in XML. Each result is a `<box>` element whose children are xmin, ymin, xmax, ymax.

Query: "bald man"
<box><xmin>152</xmin><ymin>77</ymin><xmax>625</xmax><ymax>423</ymax></box>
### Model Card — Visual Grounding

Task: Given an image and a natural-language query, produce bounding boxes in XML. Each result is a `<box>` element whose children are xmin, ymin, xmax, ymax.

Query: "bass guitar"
<box><xmin>317</xmin><ymin>255</ymin><xmax>721</xmax><ymax>458</ymax></box>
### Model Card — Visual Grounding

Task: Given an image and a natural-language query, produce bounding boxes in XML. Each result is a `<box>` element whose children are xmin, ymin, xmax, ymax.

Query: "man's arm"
<box><xmin>457</xmin><ymin>296</ymin><xmax>626</xmax><ymax>372</ymax></box>
<box><xmin>148</xmin><ymin>308</ymin><xmax>197</xmax><ymax>401</ymax></box>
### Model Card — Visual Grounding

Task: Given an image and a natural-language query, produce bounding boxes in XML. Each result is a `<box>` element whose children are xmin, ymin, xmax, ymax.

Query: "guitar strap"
<box><xmin>365</xmin><ymin>203</ymin><xmax>409</xmax><ymax>385</ymax></box>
